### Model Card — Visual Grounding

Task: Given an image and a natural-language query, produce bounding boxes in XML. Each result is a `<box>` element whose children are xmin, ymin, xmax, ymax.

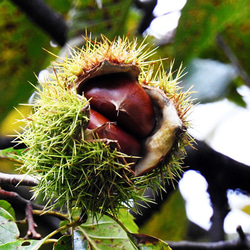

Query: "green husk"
<box><xmin>16</xmin><ymin>35</ymin><xmax>193</xmax><ymax>218</ymax></box>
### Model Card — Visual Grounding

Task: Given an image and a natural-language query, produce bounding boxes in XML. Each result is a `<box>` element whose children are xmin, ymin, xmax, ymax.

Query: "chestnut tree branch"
<box><xmin>168</xmin><ymin>226</ymin><xmax>250</xmax><ymax>250</ymax></box>
<box><xmin>10</xmin><ymin>0</ymin><xmax>68</xmax><ymax>46</ymax></box>
<box><xmin>25</xmin><ymin>201</ymin><xmax>41</xmax><ymax>239</ymax></box>
<box><xmin>0</xmin><ymin>189</ymin><xmax>43</xmax><ymax>210</ymax></box>
<box><xmin>134</xmin><ymin>0</ymin><xmax>157</xmax><ymax>34</ymax></box>
<box><xmin>0</xmin><ymin>172</ymin><xmax>39</xmax><ymax>186</ymax></box>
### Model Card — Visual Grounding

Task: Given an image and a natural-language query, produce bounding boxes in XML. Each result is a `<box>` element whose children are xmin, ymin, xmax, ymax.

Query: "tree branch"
<box><xmin>25</xmin><ymin>201</ymin><xmax>41</xmax><ymax>239</ymax></box>
<box><xmin>0</xmin><ymin>172</ymin><xmax>39</xmax><ymax>186</ymax></box>
<box><xmin>10</xmin><ymin>0</ymin><xmax>68</xmax><ymax>46</ymax></box>
<box><xmin>168</xmin><ymin>226</ymin><xmax>250</xmax><ymax>249</ymax></box>
<box><xmin>0</xmin><ymin>189</ymin><xmax>43</xmax><ymax>210</ymax></box>
<box><xmin>134</xmin><ymin>0</ymin><xmax>157</xmax><ymax>34</ymax></box>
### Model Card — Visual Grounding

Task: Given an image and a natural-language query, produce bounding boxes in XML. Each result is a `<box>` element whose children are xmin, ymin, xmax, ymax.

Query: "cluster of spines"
<box><xmin>17</xmin><ymin>35</ymin><xmax>193</xmax><ymax>216</ymax></box>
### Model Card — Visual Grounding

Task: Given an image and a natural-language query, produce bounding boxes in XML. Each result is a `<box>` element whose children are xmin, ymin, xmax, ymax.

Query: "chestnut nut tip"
<box><xmin>84</xmin><ymin>73</ymin><xmax>156</xmax><ymax>139</ymax></box>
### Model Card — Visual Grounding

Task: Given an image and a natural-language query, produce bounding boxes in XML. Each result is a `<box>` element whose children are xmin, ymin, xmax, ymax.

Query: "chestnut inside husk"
<box><xmin>73</xmin><ymin>60</ymin><xmax>184</xmax><ymax>176</ymax></box>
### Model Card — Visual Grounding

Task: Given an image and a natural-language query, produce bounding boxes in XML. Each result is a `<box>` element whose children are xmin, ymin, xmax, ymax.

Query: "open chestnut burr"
<box><xmin>18</xmin><ymin>35</ymin><xmax>192</xmax><ymax>215</ymax></box>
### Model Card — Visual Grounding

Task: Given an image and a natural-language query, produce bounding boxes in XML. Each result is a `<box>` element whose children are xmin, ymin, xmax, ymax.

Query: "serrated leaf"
<box><xmin>53</xmin><ymin>235</ymin><xmax>72</xmax><ymax>250</ymax></box>
<box><xmin>74</xmin><ymin>214</ymin><xmax>136</xmax><ymax>250</ymax></box>
<box><xmin>0</xmin><ymin>203</ymin><xmax>19</xmax><ymax>245</ymax></box>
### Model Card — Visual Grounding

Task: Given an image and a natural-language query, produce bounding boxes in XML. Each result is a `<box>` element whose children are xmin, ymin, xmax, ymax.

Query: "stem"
<box><xmin>43</xmin><ymin>219</ymin><xmax>81</xmax><ymax>243</ymax></box>
<box><xmin>32</xmin><ymin>209</ymin><xmax>69</xmax><ymax>220</ymax></box>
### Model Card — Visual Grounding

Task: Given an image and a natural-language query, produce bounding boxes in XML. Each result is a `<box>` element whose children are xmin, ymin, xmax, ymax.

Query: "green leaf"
<box><xmin>0</xmin><ymin>148</ymin><xmax>24</xmax><ymax>161</ymax></box>
<box><xmin>72</xmin><ymin>212</ymin><xmax>171</xmax><ymax>249</ymax></box>
<box><xmin>118</xmin><ymin>209</ymin><xmax>139</xmax><ymax>234</ymax></box>
<box><xmin>0</xmin><ymin>200</ymin><xmax>15</xmax><ymax>219</ymax></box>
<box><xmin>0</xmin><ymin>201</ymin><xmax>50</xmax><ymax>249</ymax></box>
<box><xmin>175</xmin><ymin>0</ymin><xmax>249</xmax><ymax>65</ymax></box>
<box><xmin>131</xmin><ymin>234</ymin><xmax>171</xmax><ymax>250</ymax></box>
<box><xmin>0</xmin><ymin>202</ymin><xmax>19</xmax><ymax>245</ymax></box>
<box><xmin>0</xmin><ymin>239</ymin><xmax>48</xmax><ymax>250</ymax></box>
<box><xmin>139</xmin><ymin>190</ymin><xmax>188</xmax><ymax>241</ymax></box>
<box><xmin>182</xmin><ymin>58</ymin><xmax>237</xmax><ymax>103</ymax></box>
<box><xmin>0</xmin><ymin>0</ymin><xmax>59</xmax><ymax>124</ymax></box>
<box><xmin>53</xmin><ymin>235</ymin><xmax>72</xmax><ymax>250</ymax></box>
<box><xmin>73</xmin><ymin>214</ymin><xmax>137</xmax><ymax>250</ymax></box>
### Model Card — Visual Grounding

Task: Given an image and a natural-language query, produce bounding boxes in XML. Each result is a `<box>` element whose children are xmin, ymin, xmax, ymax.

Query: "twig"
<box><xmin>0</xmin><ymin>136</ymin><xmax>25</xmax><ymax>150</ymax></box>
<box><xmin>237</xmin><ymin>226</ymin><xmax>246</xmax><ymax>241</ymax></box>
<box><xmin>0</xmin><ymin>172</ymin><xmax>39</xmax><ymax>186</ymax></box>
<box><xmin>134</xmin><ymin>0</ymin><xmax>157</xmax><ymax>34</ymax></box>
<box><xmin>216</xmin><ymin>34</ymin><xmax>250</xmax><ymax>87</ymax></box>
<box><xmin>10</xmin><ymin>0</ymin><xmax>68</xmax><ymax>46</ymax></box>
<box><xmin>0</xmin><ymin>189</ymin><xmax>43</xmax><ymax>210</ymax></box>
<box><xmin>25</xmin><ymin>201</ymin><xmax>41</xmax><ymax>239</ymax></box>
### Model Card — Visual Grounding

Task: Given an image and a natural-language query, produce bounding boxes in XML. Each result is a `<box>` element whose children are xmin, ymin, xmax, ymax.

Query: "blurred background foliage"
<box><xmin>139</xmin><ymin>190</ymin><xmax>188</xmax><ymax>241</ymax></box>
<box><xmin>0</xmin><ymin>0</ymin><xmax>249</xmax><ymax>242</ymax></box>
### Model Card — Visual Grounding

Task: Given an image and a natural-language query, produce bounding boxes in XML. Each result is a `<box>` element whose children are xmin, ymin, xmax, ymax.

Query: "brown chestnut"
<box><xmin>88</xmin><ymin>109</ymin><xmax>142</xmax><ymax>157</ymax></box>
<box><xmin>83</xmin><ymin>73</ymin><xmax>155</xmax><ymax>138</ymax></box>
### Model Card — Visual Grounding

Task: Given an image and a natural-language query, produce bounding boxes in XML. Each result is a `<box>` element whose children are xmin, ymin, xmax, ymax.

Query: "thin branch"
<box><xmin>0</xmin><ymin>172</ymin><xmax>39</xmax><ymax>186</ymax></box>
<box><xmin>216</xmin><ymin>34</ymin><xmax>250</xmax><ymax>87</ymax></box>
<box><xmin>25</xmin><ymin>201</ymin><xmax>41</xmax><ymax>239</ymax></box>
<box><xmin>10</xmin><ymin>0</ymin><xmax>68</xmax><ymax>46</ymax></box>
<box><xmin>134</xmin><ymin>0</ymin><xmax>157</xmax><ymax>34</ymax></box>
<box><xmin>237</xmin><ymin>226</ymin><xmax>246</xmax><ymax>241</ymax></box>
<box><xmin>0</xmin><ymin>189</ymin><xmax>43</xmax><ymax>210</ymax></box>
<box><xmin>0</xmin><ymin>136</ymin><xmax>24</xmax><ymax>150</ymax></box>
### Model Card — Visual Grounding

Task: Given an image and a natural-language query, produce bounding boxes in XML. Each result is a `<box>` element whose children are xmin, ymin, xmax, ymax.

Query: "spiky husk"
<box><xmin>17</xmin><ymin>35</ymin><xmax>193</xmax><ymax>217</ymax></box>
